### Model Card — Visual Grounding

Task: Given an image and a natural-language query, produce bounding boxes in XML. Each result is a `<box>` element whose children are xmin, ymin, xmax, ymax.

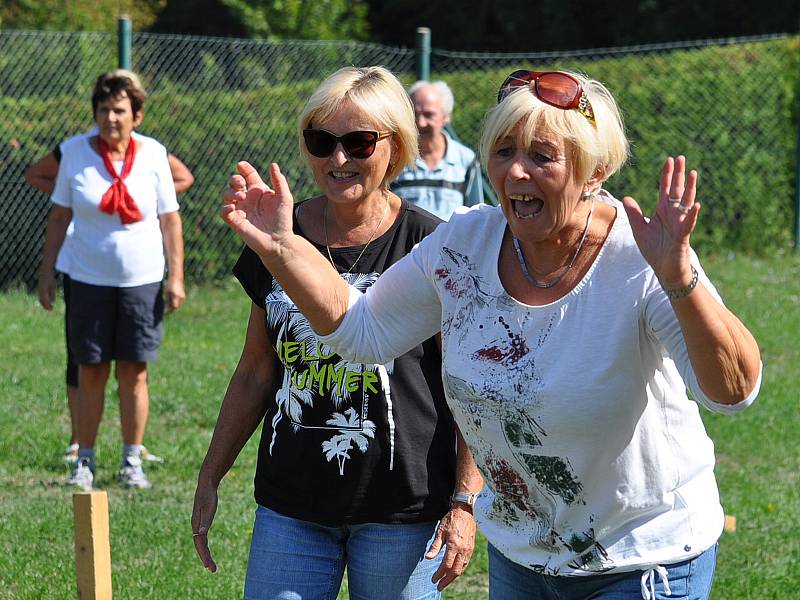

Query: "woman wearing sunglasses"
<box><xmin>219</xmin><ymin>68</ymin><xmax>761</xmax><ymax>599</ymax></box>
<box><xmin>192</xmin><ymin>66</ymin><xmax>483</xmax><ymax>599</ymax></box>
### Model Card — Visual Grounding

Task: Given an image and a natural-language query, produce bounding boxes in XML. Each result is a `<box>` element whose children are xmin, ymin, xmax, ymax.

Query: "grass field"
<box><xmin>1</xmin><ymin>251</ymin><xmax>798</xmax><ymax>599</ymax></box>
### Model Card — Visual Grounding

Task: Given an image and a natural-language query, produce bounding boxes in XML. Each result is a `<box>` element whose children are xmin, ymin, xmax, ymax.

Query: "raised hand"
<box><xmin>622</xmin><ymin>155</ymin><xmax>700</xmax><ymax>289</ymax></box>
<box><xmin>220</xmin><ymin>161</ymin><xmax>295</xmax><ymax>259</ymax></box>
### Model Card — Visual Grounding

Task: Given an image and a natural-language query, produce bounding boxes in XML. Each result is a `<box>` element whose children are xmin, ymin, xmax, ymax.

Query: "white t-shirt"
<box><xmin>323</xmin><ymin>194</ymin><xmax>760</xmax><ymax>575</ymax></box>
<box><xmin>51</xmin><ymin>132</ymin><xmax>178</xmax><ymax>287</ymax></box>
<box><xmin>53</xmin><ymin>129</ymin><xmax>96</xmax><ymax>274</ymax></box>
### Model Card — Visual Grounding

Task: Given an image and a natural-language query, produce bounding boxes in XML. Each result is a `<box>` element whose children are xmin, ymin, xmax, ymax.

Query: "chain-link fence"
<box><xmin>1</xmin><ymin>30</ymin><xmax>797</xmax><ymax>289</ymax></box>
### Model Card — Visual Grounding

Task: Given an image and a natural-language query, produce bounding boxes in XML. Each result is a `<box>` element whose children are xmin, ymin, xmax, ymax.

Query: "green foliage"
<box><xmin>1</xmin><ymin>35</ymin><xmax>797</xmax><ymax>290</ymax></box>
<box><xmin>0</xmin><ymin>0</ymin><xmax>165</xmax><ymax>31</ymax></box>
<box><xmin>221</xmin><ymin>0</ymin><xmax>370</xmax><ymax>40</ymax></box>
<box><xmin>367</xmin><ymin>0</ymin><xmax>800</xmax><ymax>52</ymax></box>
<box><xmin>1</xmin><ymin>251</ymin><xmax>798</xmax><ymax>598</ymax></box>
<box><xmin>442</xmin><ymin>39</ymin><xmax>799</xmax><ymax>253</ymax></box>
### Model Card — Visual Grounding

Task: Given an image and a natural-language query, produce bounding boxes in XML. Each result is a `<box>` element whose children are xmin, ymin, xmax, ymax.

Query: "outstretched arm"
<box><xmin>221</xmin><ymin>161</ymin><xmax>351</xmax><ymax>334</ymax></box>
<box><xmin>622</xmin><ymin>156</ymin><xmax>761</xmax><ymax>405</ymax></box>
<box><xmin>192</xmin><ymin>304</ymin><xmax>276</xmax><ymax>572</ymax></box>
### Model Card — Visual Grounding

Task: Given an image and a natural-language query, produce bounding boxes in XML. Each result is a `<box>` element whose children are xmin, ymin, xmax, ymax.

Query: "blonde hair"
<box><xmin>108</xmin><ymin>69</ymin><xmax>146</xmax><ymax>95</ymax></box>
<box><xmin>298</xmin><ymin>66</ymin><xmax>418</xmax><ymax>184</ymax></box>
<box><xmin>481</xmin><ymin>71</ymin><xmax>629</xmax><ymax>186</ymax></box>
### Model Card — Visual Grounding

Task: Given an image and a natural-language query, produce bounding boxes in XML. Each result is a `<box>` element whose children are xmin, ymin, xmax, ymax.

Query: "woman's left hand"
<box><xmin>425</xmin><ymin>505</ymin><xmax>476</xmax><ymax>590</ymax></box>
<box><xmin>622</xmin><ymin>155</ymin><xmax>700</xmax><ymax>289</ymax></box>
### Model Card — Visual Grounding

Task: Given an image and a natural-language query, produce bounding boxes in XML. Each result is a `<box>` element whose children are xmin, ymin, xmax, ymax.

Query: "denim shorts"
<box><xmin>244</xmin><ymin>505</ymin><xmax>443</xmax><ymax>600</ymax></box>
<box><xmin>488</xmin><ymin>542</ymin><xmax>718</xmax><ymax>600</ymax></box>
<box><xmin>68</xmin><ymin>279</ymin><xmax>164</xmax><ymax>364</ymax></box>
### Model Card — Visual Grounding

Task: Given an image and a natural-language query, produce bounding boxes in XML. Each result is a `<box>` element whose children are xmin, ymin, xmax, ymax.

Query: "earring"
<box><xmin>581</xmin><ymin>190</ymin><xmax>592</xmax><ymax>201</ymax></box>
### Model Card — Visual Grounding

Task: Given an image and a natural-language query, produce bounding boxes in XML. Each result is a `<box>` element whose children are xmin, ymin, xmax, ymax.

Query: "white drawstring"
<box><xmin>640</xmin><ymin>565</ymin><xmax>672</xmax><ymax>600</ymax></box>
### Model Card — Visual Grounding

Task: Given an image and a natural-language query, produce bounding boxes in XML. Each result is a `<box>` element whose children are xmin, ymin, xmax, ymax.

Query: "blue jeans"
<box><xmin>244</xmin><ymin>506</ymin><xmax>443</xmax><ymax>600</ymax></box>
<box><xmin>488</xmin><ymin>542</ymin><xmax>718</xmax><ymax>600</ymax></box>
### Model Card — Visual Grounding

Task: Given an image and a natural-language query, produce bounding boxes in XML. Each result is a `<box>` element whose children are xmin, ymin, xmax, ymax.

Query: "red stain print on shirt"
<box><xmin>474</xmin><ymin>317</ymin><xmax>530</xmax><ymax>364</ymax></box>
<box><xmin>486</xmin><ymin>451</ymin><xmax>534</xmax><ymax>516</ymax></box>
<box><xmin>475</xmin><ymin>346</ymin><xmax>506</xmax><ymax>362</ymax></box>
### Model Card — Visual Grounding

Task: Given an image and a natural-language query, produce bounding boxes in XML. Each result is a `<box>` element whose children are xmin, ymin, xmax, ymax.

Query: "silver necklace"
<box><xmin>512</xmin><ymin>199</ymin><xmax>595</xmax><ymax>289</ymax></box>
<box><xmin>324</xmin><ymin>194</ymin><xmax>390</xmax><ymax>275</ymax></box>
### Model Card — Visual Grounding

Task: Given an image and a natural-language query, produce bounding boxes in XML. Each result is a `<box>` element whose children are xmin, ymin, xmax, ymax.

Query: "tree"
<box><xmin>365</xmin><ymin>0</ymin><xmax>800</xmax><ymax>52</ymax></box>
<box><xmin>221</xmin><ymin>0</ymin><xmax>369</xmax><ymax>40</ymax></box>
<box><xmin>0</xmin><ymin>0</ymin><xmax>165</xmax><ymax>31</ymax></box>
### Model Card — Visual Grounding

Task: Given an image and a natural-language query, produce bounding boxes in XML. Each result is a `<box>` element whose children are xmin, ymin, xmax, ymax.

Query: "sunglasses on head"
<box><xmin>303</xmin><ymin>128</ymin><xmax>392</xmax><ymax>159</ymax></box>
<box><xmin>497</xmin><ymin>70</ymin><xmax>596</xmax><ymax>125</ymax></box>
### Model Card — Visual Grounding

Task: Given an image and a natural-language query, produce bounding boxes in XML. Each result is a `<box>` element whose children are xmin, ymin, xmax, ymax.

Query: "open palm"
<box><xmin>622</xmin><ymin>156</ymin><xmax>701</xmax><ymax>288</ymax></box>
<box><xmin>220</xmin><ymin>161</ymin><xmax>295</xmax><ymax>258</ymax></box>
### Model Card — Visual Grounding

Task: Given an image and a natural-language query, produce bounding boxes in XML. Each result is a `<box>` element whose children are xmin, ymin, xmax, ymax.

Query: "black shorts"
<box><xmin>68</xmin><ymin>280</ymin><xmax>164</xmax><ymax>364</ymax></box>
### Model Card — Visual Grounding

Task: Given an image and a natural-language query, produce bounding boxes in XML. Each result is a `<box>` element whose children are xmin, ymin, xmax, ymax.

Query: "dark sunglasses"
<box><xmin>497</xmin><ymin>69</ymin><xmax>596</xmax><ymax>125</ymax></box>
<box><xmin>303</xmin><ymin>128</ymin><xmax>392</xmax><ymax>159</ymax></box>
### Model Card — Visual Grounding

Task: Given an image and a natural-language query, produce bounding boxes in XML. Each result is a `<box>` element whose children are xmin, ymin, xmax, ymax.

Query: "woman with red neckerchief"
<box><xmin>37</xmin><ymin>71</ymin><xmax>185</xmax><ymax>491</ymax></box>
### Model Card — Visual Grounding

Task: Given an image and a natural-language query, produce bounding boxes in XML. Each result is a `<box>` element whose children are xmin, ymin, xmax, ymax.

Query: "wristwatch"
<box><xmin>450</xmin><ymin>491</ymin><xmax>477</xmax><ymax>512</ymax></box>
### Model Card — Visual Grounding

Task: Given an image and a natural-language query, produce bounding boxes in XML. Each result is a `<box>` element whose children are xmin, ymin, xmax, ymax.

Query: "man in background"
<box><xmin>390</xmin><ymin>80</ymin><xmax>483</xmax><ymax>220</ymax></box>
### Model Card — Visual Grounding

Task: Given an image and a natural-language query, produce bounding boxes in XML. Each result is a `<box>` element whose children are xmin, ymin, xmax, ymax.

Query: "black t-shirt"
<box><xmin>233</xmin><ymin>199</ymin><xmax>456</xmax><ymax>525</ymax></box>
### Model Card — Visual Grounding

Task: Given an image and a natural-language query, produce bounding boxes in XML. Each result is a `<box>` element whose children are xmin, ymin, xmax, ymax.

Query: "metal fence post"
<box><xmin>118</xmin><ymin>16</ymin><xmax>132</xmax><ymax>69</ymax></box>
<box><xmin>416</xmin><ymin>27</ymin><xmax>430</xmax><ymax>82</ymax></box>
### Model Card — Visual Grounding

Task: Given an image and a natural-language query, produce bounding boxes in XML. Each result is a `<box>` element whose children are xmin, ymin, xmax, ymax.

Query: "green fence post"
<box><xmin>416</xmin><ymin>27</ymin><xmax>430</xmax><ymax>82</ymax></box>
<box><xmin>118</xmin><ymin>16</ymin><xmax>132</xmax><ymax>70</ymax></box>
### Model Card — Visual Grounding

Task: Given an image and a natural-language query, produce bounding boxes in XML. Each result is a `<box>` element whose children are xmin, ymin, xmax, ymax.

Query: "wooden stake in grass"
<box><xmin>724</xmin><ymin>514</ymin><xmax>737</xmax><ymax>533</ymax></box>
<box><xmin>73</xmin><ymin>491</ymin><xmax>113</xmax><ymax>599</ymax></box>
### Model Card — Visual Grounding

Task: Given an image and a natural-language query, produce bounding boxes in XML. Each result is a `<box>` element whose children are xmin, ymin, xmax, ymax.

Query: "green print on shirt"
<box><xmin>278</xmin><ymin>338</ymin><xmax>381</xmax><ymax>395</ymax></box>
<box><xmin>277</xmin><ymin>339</ymin><xmax>337</xmax><ymax>363</ymax></box>
<box><xmin>289</xmin><ymin>362</ymin><xmax>380</xmax><ymax>395</ymax></box>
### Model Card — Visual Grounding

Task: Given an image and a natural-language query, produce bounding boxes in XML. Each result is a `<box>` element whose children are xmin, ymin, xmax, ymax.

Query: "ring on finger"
<box><xmin>192</xmin><ymin>532</ymin><xmax>203</xmax><ymax>537</ymax></box>
<box><xmin>676</xmin><ymin>204</ymin><xmax>691</xmax><ymax>214</ymax></box>
<box><xmin>668</xmin><ymin>197</ymin><xmax>682</xmax><ymax>204</ymax></box>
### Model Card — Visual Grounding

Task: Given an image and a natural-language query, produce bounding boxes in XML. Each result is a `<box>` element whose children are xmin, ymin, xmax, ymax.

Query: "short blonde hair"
<box><xmin>108</xmin><ymin>69</ymin><xmax>146</xmax><ymax>94</ymax></box>
<box><xmin>298</xmin><ymin>66</ymin><xmax>418</xmax><ymax>184</ymax></box>
<box><xmin>480</xmin><ymin>71</ymin><xmax>629</xmax><ymax>186</ymax></box>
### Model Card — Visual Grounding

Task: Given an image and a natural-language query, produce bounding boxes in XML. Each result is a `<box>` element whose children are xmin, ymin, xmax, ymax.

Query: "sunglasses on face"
<box><xmin>303</xmin><ymin>128</ymin><xmax>392</xmax><ymax>159</ymax></box>
<box><xmin>497</xmin><ymin>70</ymin><xmax>596</xmax><ymax>125</ymax></box>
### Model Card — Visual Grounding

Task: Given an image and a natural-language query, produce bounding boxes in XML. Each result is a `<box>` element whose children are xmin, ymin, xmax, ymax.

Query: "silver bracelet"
<box><xmin>663</xmin><ymin>266</ymin><xmax>699</xmax><ymax>300</ymax></box>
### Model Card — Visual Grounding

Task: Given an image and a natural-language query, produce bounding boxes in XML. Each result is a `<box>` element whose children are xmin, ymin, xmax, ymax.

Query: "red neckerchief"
<box><xmin>97</xmin><ymin>137</ymin><xmax>142</xmax><ymax>224</ymax></box>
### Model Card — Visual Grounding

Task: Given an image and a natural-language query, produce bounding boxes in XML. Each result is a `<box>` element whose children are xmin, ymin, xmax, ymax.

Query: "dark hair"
<box><xmin>91</xmin><ymin>72</ymin><xmax>147</xmax><ymax>117</ymax></box>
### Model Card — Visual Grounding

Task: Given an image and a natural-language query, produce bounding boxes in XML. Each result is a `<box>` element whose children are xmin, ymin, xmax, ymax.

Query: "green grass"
<box><xmin>1</xmin><ymin>251</ymin><xmax>798</xmax><ymax>599</ymax></box>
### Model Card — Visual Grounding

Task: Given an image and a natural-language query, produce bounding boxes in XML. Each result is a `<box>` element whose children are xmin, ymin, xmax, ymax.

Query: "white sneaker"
<box><xmin>67</xmin><ymin>457</ymin><xmax>94</xmax><ymax>491</ymax></box>
<box><xmin>63</xmin><ymin>443</ymin><xmax>79</xmax><ymax>464</ymax></box>
<box><xmin>119</xmin><ymin>456</ymin><xmax>152</xmax><ymax>489</ymax></box>
<box><xmin>140</xmin><ymin>446</ymin><xmax>163</xmax><ymax>463</ymax></box>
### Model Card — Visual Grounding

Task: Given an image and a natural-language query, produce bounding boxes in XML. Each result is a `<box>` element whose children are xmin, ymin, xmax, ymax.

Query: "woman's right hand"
<box><xmin>191</xmin><ymin>478</ymin><xmax>219</xmax><ymax>572</ymax></box>
<box><xmin>221</xmin><ymin>161</ymin><xmax>295</xmax><ymax>259</ymax></box>
<box><xmin>37</xmin><ymin>270</ymin><xmax>56</xmax><ymax>311</ymax></box>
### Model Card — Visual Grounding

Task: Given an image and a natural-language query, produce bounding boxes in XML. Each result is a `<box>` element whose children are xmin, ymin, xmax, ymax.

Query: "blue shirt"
<box><xmin>390</xmin><ymin>132</ymin><xmax>483</xmax><ymax>221</ymax></box>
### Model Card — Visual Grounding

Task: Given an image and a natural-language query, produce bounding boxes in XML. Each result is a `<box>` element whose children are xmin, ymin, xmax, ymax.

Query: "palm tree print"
<box><xmin>321</xmin><ymin>408</ymin><xmax>376</xmax><ymax>475</ymax></box>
